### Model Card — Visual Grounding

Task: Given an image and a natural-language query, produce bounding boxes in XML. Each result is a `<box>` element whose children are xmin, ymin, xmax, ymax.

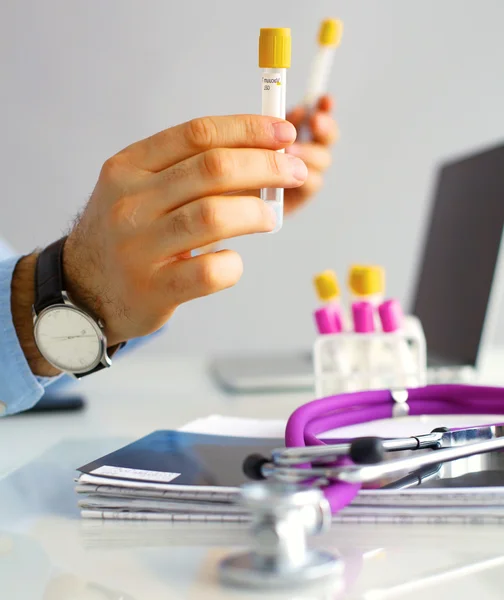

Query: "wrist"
<box><xmin>62</xmin><ymin>236</ymin><xmax>123</xmax><ymax>348</ymax></box>
<box><xmin>11</xmin><ymin>254</ymin><xmax>61</xmax><ymax>377</ymax></box>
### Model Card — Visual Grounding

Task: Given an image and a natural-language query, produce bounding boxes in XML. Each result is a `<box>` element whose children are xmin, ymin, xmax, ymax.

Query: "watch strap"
<box><xmin>34</xmin><ymin>237</ymin><xmax>66</xmax><ymax>313</ymax></box>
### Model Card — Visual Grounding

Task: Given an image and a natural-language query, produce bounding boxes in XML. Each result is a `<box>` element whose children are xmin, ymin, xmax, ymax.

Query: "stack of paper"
<box><xmin>75</xmin><ymin>416</ymin><xmax>504</xmax><ymax>524</ymax></box>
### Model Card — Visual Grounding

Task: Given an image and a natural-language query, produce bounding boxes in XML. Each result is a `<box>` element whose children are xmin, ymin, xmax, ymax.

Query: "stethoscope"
<box><xmin>244</xmin><ymin>384</ymin><xmax>504</xmax><ymax>513</ymax></box>
<box><xmin>219</xmin><ymin>384</ymin><xmax>504</xmax><ymax>589</ymax></box>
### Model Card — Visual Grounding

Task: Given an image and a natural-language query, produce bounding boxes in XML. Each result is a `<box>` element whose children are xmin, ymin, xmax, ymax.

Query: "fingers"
<box><xmin>316</xmin><ymin>94</ymin><xmax>334</xmax><ymax>113</ymax></box>
<box><xmin>284</xmin><ymin>171</ymin><xmax>324</xmax><ymax>216</ymax></box>
<box><xmin>286</xmin><ymin>142</ymin><xmax>332</xmax><ymax>172</ymax></box>
<box><xmin>310</xmin><ymin>111</ymin><xmax>339</xmax><ymax>146</ymax></box>
<box><xmin>287</xmin><ymin>94</ymin><xmax>337</xmax><ymax>145</ymax></box>
<box><xmin>150</xmin><ymin>195</ymin><xmax>275</xmax><ymax>257</ymax></box>
<box><xmin>118</xmin><ymin>115</ymin><xmax>297</xmax><ymax>173</ymax></box>
<box><xmin>148</xmin><ymin>148</ymin><xmax>308</xmax><ymax>214</ymax></box>
<box><xmin>286</xmin><ymin>105</ymin><xmax>307</xmax><ymax>130</ymax></box>
<box><xmin>286</xmin><ymin>95</ymin><xmax>334</xmax><ymax>128</ymax></box>
<box><xmin>156</xmin><ymin>249</ymin><xmax>244</xmax><ymax>306</ymax></box>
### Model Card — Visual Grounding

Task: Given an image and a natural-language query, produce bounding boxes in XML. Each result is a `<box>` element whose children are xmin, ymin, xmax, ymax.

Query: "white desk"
<box><xmin>2</xmin><ymin>345</ymin><xmax>504</xmax><ymax>600</ymax></box>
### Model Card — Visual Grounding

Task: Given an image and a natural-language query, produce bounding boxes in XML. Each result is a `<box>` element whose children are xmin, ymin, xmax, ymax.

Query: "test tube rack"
<box><xmin>313</xmin><ymin>315</ymin><xmax>427</xmax><ymax>398</ymax></box>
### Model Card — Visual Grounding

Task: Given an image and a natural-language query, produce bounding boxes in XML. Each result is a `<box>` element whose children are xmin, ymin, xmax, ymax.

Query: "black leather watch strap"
<box><xmin>76</xmin><ymin>361</ymin><xmax>108</xmax><ymax>379</ymax></box>
<box><xmin>34</xmin><ymin>237</ymin><xmax>67</xmax><ymax>314</ymax></box>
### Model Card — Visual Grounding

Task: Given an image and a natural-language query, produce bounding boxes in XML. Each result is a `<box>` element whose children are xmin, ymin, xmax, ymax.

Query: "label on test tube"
<box><xmin>262</xmin><ymin>73</ymin><xmax>285</xmax><ymax>118</ymax></box>
<box><xmin>261</xmin><ymin>71</ymin><xmax>286</xmax><ymax>204</ymax></box>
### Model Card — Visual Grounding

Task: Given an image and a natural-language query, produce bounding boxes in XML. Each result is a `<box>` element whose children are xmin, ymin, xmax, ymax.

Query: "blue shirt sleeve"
<box><xmin>0</xmin><ymin>238</ymin><xmax>161</xmax><ymax>415</ymax></box>
<box><xmin>0</xmin><ymin>252</ymin><xmax>54</xmax><ymax>415</ymax></box>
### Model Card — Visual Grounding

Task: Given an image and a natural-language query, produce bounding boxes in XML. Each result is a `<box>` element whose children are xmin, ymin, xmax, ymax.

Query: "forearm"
<box><xmin>11</xmin><ymin>254</ymin><xmax>60</xmax><ymax>377</ymax></box>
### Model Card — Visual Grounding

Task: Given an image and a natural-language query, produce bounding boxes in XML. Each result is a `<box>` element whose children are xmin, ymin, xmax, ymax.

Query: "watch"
<box><xmin>32</xmin><ymin>237</ymin><xmax>123</xmax><ymax>377</ymax></box>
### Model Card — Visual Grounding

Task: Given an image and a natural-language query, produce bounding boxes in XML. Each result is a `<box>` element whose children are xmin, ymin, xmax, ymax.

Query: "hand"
<box><xmin>63</xmin><ymin>115</ymin><xmax>308</xmax><ymax>345</ymax></box>
<box><xmin>284</xmin><ymin>94</ymin><xmax>338</xmax><ymax>215</ymax></box>
<box><xmin>196</xmin><ymin>95</ymin><xmax>338</xmax><ymax>254</ymax></box>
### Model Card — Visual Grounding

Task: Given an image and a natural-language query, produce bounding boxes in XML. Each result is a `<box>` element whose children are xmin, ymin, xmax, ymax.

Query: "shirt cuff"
<box><xmin>0</xmin><ymin>255</ymin><xmax>61</xmax><ymax>416</ymax></box>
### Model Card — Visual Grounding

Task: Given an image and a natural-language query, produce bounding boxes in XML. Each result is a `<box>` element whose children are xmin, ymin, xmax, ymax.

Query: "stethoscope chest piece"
<box><xmin>219</xmin><ymin>481</ymin><xmax>343</xmax><ymax>589</ymax></box>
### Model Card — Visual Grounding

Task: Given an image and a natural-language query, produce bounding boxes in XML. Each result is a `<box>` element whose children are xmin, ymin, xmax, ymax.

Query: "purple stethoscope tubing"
<box><xmin>285</xmin><ymin>384</ymin><xmax>504</xmax><ymax>514</ymax></box>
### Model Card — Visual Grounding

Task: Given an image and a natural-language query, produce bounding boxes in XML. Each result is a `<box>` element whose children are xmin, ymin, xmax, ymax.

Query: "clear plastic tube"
<box><xmin>258</xmin><ymin>27</ymin><xmax>291</xmax><ymax>233</ymax></box>
<box><xmin>299</xmin><ymin>19</ymin><xmax>343</xmax><ymax>141</ymax></box>
<box><xmin>304</xmin><ymin>46</ymin><xmax>335</xmax><ymax>110</ymax></box>
<box><xmin>261</xmin><ymin>66</ymin><xmax>287</xmax><ymax>232</ymax></box>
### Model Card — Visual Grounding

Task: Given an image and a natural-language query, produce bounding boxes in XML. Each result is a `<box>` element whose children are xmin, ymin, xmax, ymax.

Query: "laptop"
<box><xmin>210</xmin><ymin>142</ymin><xmax>504</xmax><ymax>392</ymax></box>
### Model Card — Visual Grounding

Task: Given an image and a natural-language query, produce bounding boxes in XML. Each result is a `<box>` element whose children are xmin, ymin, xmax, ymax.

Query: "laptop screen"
<box><xmin>411</xmin><ymin>143</ymin><xmax>504</xmax><ymax>366</ymax></box>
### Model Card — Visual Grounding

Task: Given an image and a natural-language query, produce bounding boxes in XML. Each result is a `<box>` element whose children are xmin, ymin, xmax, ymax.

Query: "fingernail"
<box><xmin>287</xmin><ymin>155</ymin><xmax>308</xmax><ymax>181</ymax></box>
<box><xmin>272</xmin><ymin>121</ymin><xmax>296</xmax><ymax>143</ymax></box>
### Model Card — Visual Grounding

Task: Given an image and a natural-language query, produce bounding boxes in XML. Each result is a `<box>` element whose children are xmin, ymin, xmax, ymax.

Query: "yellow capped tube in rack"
<box><xmin>348</xmin><ymin>265</ymin><xmax>385</xmax><ymax>301</ymax></box>
<box><xmin>313</xmin><ymin>270</ymin><xmax>346</xmax><ymax>334</ymax></box>
<box><xmin>259</xmin><ymin>27</ymin><xmax>291</xmax><ymax>233</ymax></box>
<box><xmin>314</xmin><ymin>270</ymin><xmax>340</xmax><ymax>303</ymax></box>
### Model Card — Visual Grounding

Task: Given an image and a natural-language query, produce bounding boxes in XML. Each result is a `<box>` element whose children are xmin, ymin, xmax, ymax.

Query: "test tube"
<box><xmin>259</xmin><ymin>27</ymin><xmax>291</xmax><ymax>233</ymax></box>
<box><xmin>348</xmin><ymin>265</ymin><xmax>385</xmax><ymax>329</ymax></box>
<box><xmin>301</xmin><ymin>18</ymin><xmax>343</xmax><ymax>140</ymax></box>
<box><xmin>314</xmin><ymin>270</ymin><xmax>351</xmax><ymax>381</ymax></box>
<box><xmin>313</xmin><ymin>270</ymin><xmax>344</xmax><ymax>334</ymax></box>
<box><xmin>352</xmin><ymin>301</ymin><xmax>377</xmax><ymax>390</ymax></box>
<box><xmin>378</xmin><ymin>299</ymin><xmax>417</xmax><ymax>387</ymax></box>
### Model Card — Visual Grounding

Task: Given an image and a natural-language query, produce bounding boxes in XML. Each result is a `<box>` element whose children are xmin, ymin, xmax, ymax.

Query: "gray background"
<box><xmin>2</xmin><ymin>0</ymin><xmax>504</xmax><ymax>354</ymax></box>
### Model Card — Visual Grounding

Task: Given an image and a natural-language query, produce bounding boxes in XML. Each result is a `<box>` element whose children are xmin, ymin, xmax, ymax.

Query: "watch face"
<box><xmin>34</xmin><ymin>306</ymin><xmax>103</xmax><ymax>373</ymax></box>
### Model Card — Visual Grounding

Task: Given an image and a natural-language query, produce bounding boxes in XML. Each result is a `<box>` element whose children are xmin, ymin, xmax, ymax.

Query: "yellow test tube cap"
<box><xmin>318</xmin><ymin>18</ymin><xmax>344</xmax><ymax>47</ymax></box>
<box><xmin>348</xmin><ymin>265</ymin><xmax>385</xmax><ymax>296</ymax></box>
<box><xmin>314</xmin><ymin>270</ymin><xmax>340</xmax><ymax>302</ymax></box>
<box><xmin>259</xmin><ymin>28</ymin><xmax>292</xmax><ymax>69</ymax></box>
